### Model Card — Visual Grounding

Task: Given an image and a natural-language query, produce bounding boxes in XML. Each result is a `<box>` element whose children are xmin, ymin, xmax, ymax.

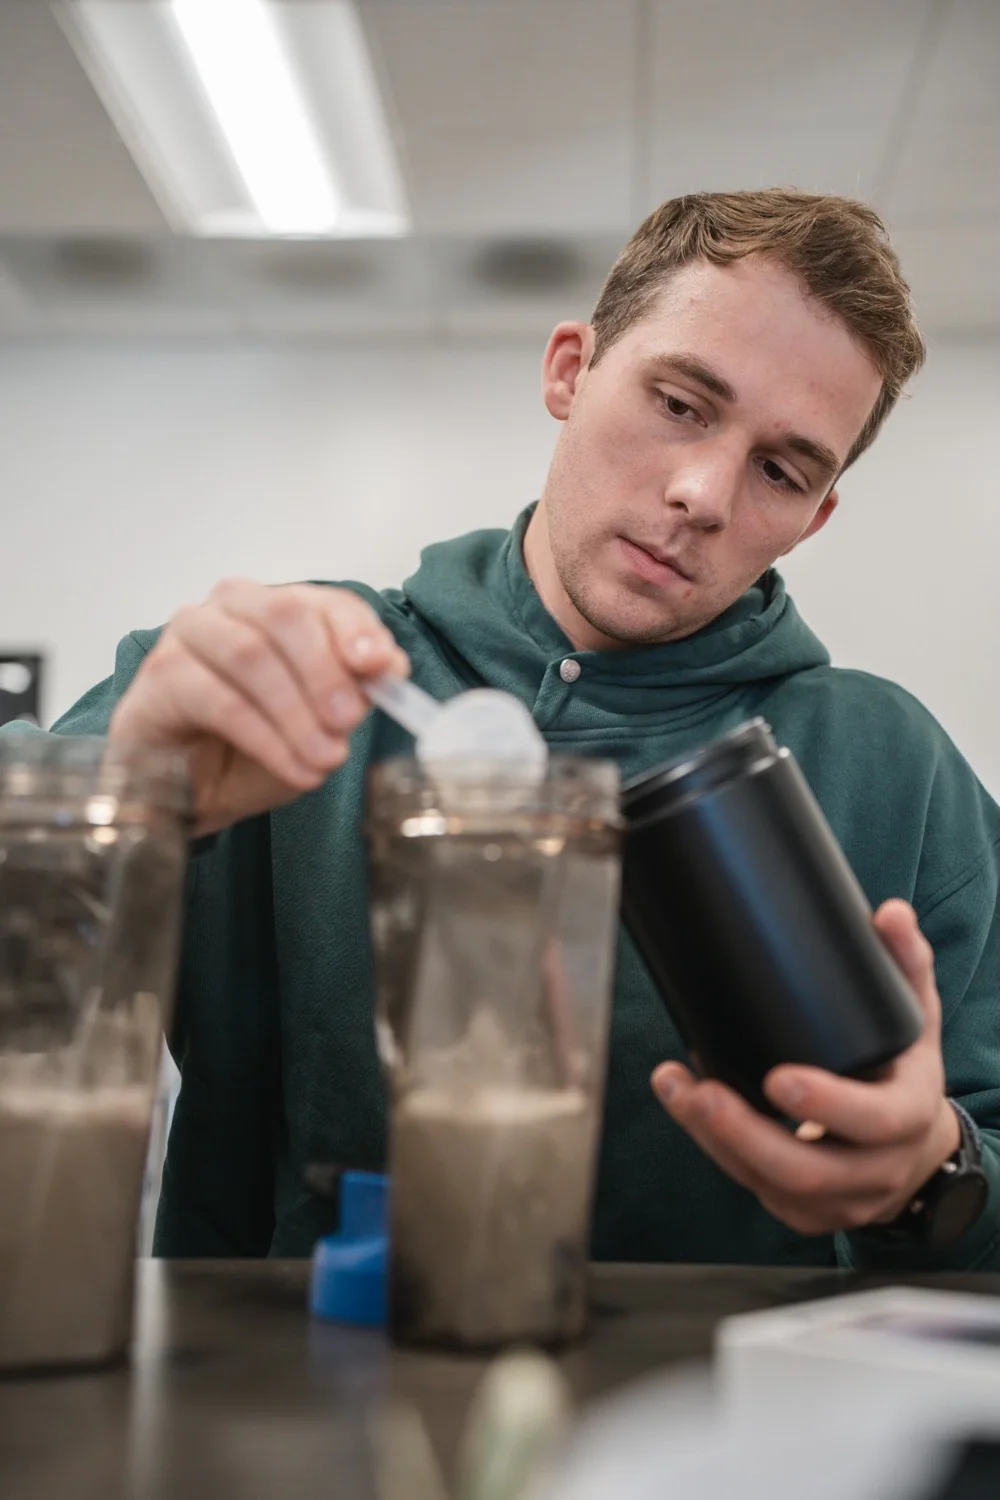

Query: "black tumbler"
<box><xmin>621</xmin><ymin>718</ymin><xmax>923</xmax><ymax>1113</ymax></box>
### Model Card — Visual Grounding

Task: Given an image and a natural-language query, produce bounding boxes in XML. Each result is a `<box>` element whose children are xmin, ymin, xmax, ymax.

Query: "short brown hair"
<box><xmin>591</xmin><ymin>189</ymin><xmax>925</xmax><ymax>470</ymax></box>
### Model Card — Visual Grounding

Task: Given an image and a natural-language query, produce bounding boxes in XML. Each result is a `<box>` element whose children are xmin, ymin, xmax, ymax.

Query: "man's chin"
<box><xmin>571</xmin><ymin>588</ymin><xmax>700</xmax><ymax>648</ymax></box>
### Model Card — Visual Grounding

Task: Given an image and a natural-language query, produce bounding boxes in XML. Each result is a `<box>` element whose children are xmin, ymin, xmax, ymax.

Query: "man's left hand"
<box><xmin>651</xmin><ymin>900</ymin><xmax>961</xmax><ymax>1236</ymax></box>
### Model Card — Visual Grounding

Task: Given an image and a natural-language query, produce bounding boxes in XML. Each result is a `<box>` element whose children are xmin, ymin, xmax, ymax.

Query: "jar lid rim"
<box><xmin>621</xmin><ymin>717</ymin><xmax>776</xmax><ymax>820</ymax></box>
<box><xmin>0</xmin><ymin>734</ymin><xmax>192</xmax><ymax>817</ymax></box>
<box><xmin>367</xmin><ymin>752</ymin><xmax>621</xmax><ymax>823</ymax></box>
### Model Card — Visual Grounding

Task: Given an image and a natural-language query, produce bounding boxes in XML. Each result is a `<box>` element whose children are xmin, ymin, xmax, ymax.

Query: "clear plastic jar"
<box><xmin>367</xmin><ymin>756</ymin><xmax>621</xmax><ymax>1349</ymax></box>
<box><xmin>0</xmin><ymin>735</ymin><xmax>191</xmax><ymax>1370</ymax></box>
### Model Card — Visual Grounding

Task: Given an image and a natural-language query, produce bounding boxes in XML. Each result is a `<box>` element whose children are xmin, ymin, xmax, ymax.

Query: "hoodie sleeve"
<box><xmin>0</xmin><ymin>629</ymin><xmax>160</xmax><ymax>741</ymax></box>
<box><xmin>839</xmin><ymin>836</ymin><xmax>1000</xmax><ymax>1271</ymax></box>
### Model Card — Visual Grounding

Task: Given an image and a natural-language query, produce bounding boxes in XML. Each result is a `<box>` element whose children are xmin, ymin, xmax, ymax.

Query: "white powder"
<box><xmin>0</xmin><ymin>1084</ymin><xmax>151</xmax><ymax>1369</ymax></box>
<box><xmin>390</xmin><ymin>1084</ymin><xmax>596</xmax><ymax>1348</ymax></box>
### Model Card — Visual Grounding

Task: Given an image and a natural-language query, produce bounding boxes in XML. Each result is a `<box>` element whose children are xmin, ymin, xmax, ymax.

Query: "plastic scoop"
<box><xmin>366</xmin><ymin>675</ymin><xmax>547</xmax><ymax>780</ymax></box>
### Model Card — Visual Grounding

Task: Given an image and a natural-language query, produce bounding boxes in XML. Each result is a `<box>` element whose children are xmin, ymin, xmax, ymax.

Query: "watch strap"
<box><xmin>950</xmin><ymin>1099</ymin><xmax>983</xmax><ymax>1160</ymax></box>
<box><xmin>871</xmin><ymin>1099</ymin><xmax>987</xmax><ymax>1247</ymax></box>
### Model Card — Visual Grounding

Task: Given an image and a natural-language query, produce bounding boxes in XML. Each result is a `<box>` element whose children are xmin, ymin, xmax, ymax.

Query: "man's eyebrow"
<box><xmin>784</xmin><ymin>433</ymin><xmax>841</xmax><ymax>482</ymax></box>
<box><xmin>646</xmin><ymin>353</ymin><xmax>737</xmax><ymax>404</ymax></box>
<box><xmin>646</xmin><ymin>351</ymin><xmax>842</xmax><ymax>482</ymax></box>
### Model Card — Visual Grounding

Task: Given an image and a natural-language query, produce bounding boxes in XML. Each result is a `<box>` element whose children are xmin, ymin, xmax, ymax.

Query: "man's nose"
<box><xmin>662</xmin><ymin>445</ymin><xmax>740</xmax><ymax>530</ymax></box>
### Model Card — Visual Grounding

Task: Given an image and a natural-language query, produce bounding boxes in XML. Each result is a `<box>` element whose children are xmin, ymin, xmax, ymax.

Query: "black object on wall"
<box><xmin>0</xmin><ymin>654</ymin><xmax>44</xmax><ymax>728</ymax></box>
<box><xmin>921</xmin><ymin>1439</ymin><xmax>1000</xmax><ymax>1500</ymax></box>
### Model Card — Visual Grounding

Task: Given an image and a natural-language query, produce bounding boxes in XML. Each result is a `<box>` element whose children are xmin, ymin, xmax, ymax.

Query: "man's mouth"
<box><xmin>619</xmin><ymin>537</ymin><xmax>695</xmax><ymax>585</ymax></box>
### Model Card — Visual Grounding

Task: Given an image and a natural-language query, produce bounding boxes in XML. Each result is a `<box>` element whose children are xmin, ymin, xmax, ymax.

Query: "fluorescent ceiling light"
<box><xmin>171</xmin><ymin>0</ymin><xmax>340</xmax><ymax>235</ymax></box>
<box><xmin>60</xmin><ymin>1</ymin><xmax>410</xmax><ymax>238</ymax></box>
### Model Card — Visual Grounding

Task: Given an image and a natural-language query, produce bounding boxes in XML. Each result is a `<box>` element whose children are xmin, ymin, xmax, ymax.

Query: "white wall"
<box><xmin>778</xmin><ymin>336</ymin><xmax>1000</xmax><ymax>800</ymax></box>
<box><xmin>0</xmin><ymin>341</ymin><xmax>552</xmax><ymax>714</ymax></box>
<box><xmin>1</xmin><ymin>335</ymin><xmax>997</xmax><ymax>796</ymax></box>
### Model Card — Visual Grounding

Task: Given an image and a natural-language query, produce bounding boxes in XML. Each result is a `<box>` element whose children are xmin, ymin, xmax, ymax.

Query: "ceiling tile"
<box><xmin>882</xmin><ymin>0</ymin><xmax>1000</xmax><ymax>224</ymax></box>
<box><xmin>364</xmin><ymin>2</ymin><xmax>636</xmax><ymax>232</ymax></box>
<box><xmin>646</xmin><ymin>0</ymin><xmax>932</xmax><ymax>211</ymax></box>
<box><xmin>649</xmin><ymin>0</ymin><xmax>931</xmax><ymax>129</ymax></box>
<box><xmin>365</xmin><ymin>2</ymin><xmax>636</xmax><ymax>135</ymax></box>
<box><xmin>0</xmin><ymin>3</ymin><xmax>168</xmax><ymax>234</ymax></box>
<box><xmin>644</xmin><ymin>126</ymin><xmax>886</xmax><ymax>206</ymax></box>
<box><xmin>399</xmin><ymin>127</ymin><xmax>634</xmax><ymax>233</ymax></box>
<box><xmin>899</xmin><ymin>0</ymin><xmax>999</xmax><ymax>124</ymax></box>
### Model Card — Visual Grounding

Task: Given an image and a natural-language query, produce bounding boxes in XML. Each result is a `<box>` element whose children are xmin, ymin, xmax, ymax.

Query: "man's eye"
<box><xmin>760</xmin><ymin>458</ymin><xmax>801</xmax><ymax>493</ymax></box>
<box><xmin>664</xmin><ymin>395</ymin><xmax>693</xmax><ymax>418</ymax></box>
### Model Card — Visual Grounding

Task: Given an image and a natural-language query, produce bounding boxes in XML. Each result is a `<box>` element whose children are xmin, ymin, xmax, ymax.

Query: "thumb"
<box><xmin>872</xmin><ymin>898</ymin><xmax>939</xmax><ymax>1034</ymax></box>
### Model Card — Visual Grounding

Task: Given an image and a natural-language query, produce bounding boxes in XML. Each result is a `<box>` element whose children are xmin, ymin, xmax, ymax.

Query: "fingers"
<box><xmin>209</xmin><ymin>579</ymin><xmax>409</xmax><ymax>737</ymax></box>
<box><xmin>116</xmin><ymin>579</ymin><xmax>410</xmax><ymax>786</ymax></box>
<box><xmin>318</xmin><ymin>590</ymin><xmax>411</xmax><ymax>682</ymax></box>
<box><xmin>656</xmin><ymin>1070</ymin><xmax>822</xmax><ymax>1189</ymax></box>
<box><xmin>763</xmin><ymin>1059</ymin><xmax>940</xmax><ymax>1147</ymax></box>
<box><xmin>653</xmin><ymin>1065</ymin><xmax>796</xmax><ymax>1194</ymax></box>
<box><xmin>109</xmin><ymin>577</ymin><xmax>414</xmax><ymax>833</ymax></box>
<box><xmin>872</xmin><ymin>899</ymin><xmax>939</xmax><ymax>1033</ymax></box>
<box><xmin>651</xmin><ymin>905</ymin><xmax>952</xmax><ymax>1238</ymax></box>
<box><xmin>652</xmin><ymin>1064</ymin><xmax>910</xmax><ymax>1207</ymax></box>
<box><xmin>761</xmin><ymin>902</ymin><xmax>944</xmax><ymax>1145</ymax></box>
<box><xmin>169</xmin><ymin>603</ymin><xmax>349</xmax><ymax>774</ymax></box>
<box><xmin>148</xmin><ymin>647</ymin><xmax>333</xmax><ymax>792</ymax></box>
<box><xmin>652</xmin><ymin>1066</ymin><xmax>765</xmax><ymax>1192</ymax></box>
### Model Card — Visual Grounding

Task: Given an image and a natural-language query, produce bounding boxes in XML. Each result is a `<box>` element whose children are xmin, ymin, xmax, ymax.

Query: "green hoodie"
<box><xmin>12</xmin><ymin>509</ymin><xmax>1000</xmax><ymax>1270</ymax></box>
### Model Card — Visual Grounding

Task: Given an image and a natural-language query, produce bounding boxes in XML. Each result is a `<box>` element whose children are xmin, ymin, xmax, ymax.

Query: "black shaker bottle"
<box><xmin>621</xmin><ymin>718</ymin><xmax>923</xmax><ymax>1113</ymax></box>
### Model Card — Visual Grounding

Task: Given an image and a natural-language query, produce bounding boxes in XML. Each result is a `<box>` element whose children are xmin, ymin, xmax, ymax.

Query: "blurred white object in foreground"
<box><xmin>525</xmin><ymin>1288</ymin><xmax>1000</xmax><ymax>1500</ymax></box>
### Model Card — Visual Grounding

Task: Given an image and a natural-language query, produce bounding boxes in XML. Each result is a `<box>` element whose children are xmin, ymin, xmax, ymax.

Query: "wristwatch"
<box><xmin>879</xmin><ymin>1101</ymin><xmax>989</xmax><ymax>1249</ymax></box>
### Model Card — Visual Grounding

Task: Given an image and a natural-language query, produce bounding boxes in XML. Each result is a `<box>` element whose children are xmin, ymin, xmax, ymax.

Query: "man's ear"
<box><xmin>781</xmin><ymin>489</ymin><xmax>839</xmax><ymax>555</ymax></box>
<box><xmin>542</xmin><ymin>322</ymin><xmax>595</xmax><ymax>420</ymax></box>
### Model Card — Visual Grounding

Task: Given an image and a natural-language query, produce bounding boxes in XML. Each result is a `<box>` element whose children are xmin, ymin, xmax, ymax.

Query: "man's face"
<box><xmin>532</xmin><ymin>255</ymin><xmax>884</xmax><ymax>649</ymax></box>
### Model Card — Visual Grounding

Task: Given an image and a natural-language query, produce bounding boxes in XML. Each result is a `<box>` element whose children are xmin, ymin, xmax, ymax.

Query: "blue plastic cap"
<box><xmin>309</xmin><ymin>1170</ymin><xmax>389</xmax><ymax>1328</ymax></box>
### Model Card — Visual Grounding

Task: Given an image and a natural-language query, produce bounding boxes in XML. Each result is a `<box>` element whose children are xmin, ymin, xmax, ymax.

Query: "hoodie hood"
<box><xmin>396</xmin><ymin>506</ymin><xmax>830</xmax><ymax>761</ymax></box>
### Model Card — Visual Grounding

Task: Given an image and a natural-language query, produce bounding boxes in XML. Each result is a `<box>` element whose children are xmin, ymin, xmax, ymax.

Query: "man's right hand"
<box><xmin>109</xmin><ymin>579</ymin><xmax>410</xmax><ymax>836</ymax></box>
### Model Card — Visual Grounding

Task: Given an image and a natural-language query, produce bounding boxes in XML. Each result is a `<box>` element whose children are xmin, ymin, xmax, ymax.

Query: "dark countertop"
<box><xmin>4</xmin><ymin>1260</ymin><xmax>1000</xmax><ymax>1499</ymax></box>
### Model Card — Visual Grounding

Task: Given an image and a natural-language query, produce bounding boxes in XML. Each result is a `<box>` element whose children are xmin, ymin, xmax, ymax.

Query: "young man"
<box><xmin>18</xmin><ymin>191</ymin><xmax>999</xmax><ymax>1268</ymax></box>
